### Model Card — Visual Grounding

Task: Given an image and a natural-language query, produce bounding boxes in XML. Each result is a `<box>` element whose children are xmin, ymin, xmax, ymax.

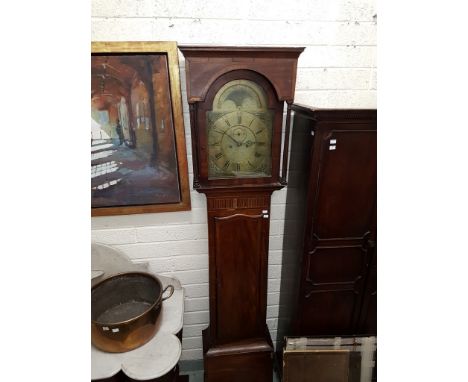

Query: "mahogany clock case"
<box><xmin>180</xmin><ymin>46</ymin><xmax>304</xmax><ymax>382</ymax></box>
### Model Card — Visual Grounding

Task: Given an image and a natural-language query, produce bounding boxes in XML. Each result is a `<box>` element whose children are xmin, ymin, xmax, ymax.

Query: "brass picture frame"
<box><xmin>91</xmin><ymin>42</ymin><xmax>191</xmax><ymax>216</ymax></box>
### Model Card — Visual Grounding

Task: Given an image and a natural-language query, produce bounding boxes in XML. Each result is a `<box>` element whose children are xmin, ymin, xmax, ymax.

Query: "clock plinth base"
<box><xmin>202</xmin><ymin>327</ymin><xmax>273</xmax><ymax>382</ymax></box>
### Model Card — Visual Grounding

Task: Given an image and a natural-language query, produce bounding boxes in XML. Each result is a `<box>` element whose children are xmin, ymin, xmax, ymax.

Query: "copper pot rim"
<box><xmin>91</xmin><ymin>271</ymin><xmax>163</xmax><ymax>326</ymax></box>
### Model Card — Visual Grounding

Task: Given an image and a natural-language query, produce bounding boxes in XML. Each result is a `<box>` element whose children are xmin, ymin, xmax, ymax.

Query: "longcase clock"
<box><xmin>180</xmin><ymin>46</ymin><xmax>304</xmax><ymax>382</ymax></box>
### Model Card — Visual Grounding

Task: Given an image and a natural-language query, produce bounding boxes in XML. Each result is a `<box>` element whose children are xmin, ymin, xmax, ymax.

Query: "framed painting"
<box><xmin>91</xmin><ymin>42</ymin><xmax>191</xmax><ymax>216</ymax></box>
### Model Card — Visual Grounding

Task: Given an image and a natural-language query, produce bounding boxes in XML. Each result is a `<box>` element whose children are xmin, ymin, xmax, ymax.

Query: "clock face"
<box><xmin>207</xmin><ymin>80</ymin><xmax>272</xmax><ymax>179</ymax></box>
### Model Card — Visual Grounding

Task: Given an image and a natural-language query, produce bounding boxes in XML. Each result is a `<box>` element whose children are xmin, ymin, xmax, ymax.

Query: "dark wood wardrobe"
<box><xmin>277</xmin><ymin>105</ymin><xmax>377</xmax><ymax>342</ymax></box>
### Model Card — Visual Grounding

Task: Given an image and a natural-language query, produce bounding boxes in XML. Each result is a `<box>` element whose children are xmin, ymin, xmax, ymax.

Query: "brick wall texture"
<box><xmin>91</xmin><ymin>0</ymin><xmax>377</xmax><ymax>360</ymax></box>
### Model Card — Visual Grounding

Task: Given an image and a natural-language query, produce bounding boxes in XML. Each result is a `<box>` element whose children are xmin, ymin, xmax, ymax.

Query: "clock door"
<box><xmin>207</xmin><ymin>79</ymin><xmax>273</xmax><ymax>179</ymax></box>
<box><xmin>207</xmin><ymin>205</ymin><xmax>270</xmax><ymax>344</ymax></box>
<box><xmin>196</xmin><ymin>69</ymin><xmax>284</xmax><ymax>188</ymax></box>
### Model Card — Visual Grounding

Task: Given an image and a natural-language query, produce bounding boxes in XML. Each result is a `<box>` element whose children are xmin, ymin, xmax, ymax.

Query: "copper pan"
<box><xmin>91</xmin><ymin>272</ymin><xmax>174</xmax><ymax>353</ymax></box>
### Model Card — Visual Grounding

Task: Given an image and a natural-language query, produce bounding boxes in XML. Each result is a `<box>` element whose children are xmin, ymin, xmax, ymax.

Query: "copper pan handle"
<box><xmin>162</xmin><ymin>284</ymin><xmax>174</xmax><ymax>301</ymax></box>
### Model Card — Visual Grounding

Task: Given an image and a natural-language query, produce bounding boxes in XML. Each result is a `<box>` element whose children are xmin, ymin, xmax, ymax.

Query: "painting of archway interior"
<box><xmin>91</xmin><ymin>54</ymin><xmax>181</xmax><ymax>207</ymax></box>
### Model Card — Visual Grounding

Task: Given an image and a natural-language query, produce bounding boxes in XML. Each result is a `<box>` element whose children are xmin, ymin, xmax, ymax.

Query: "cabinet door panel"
<box><xmin>312</xmin><ymin>129</ymin><xmax>376</xmax><ymax>240</ymax></box>
<box><xmin>213</xmin><ymin>212</ymin><xmax>268</xmax><ymax>342</ymax></box>
<box><xmin>300</xmin><ymin>290</ymin><xmax>358</xmax><ymax>335</ymax></box>
<box><xmin>306</xmin><ymin>246</ymin><xmax>366</xmax><ymax>284</ymax></box>
<box><xmin>300</xmin><ymin>244</ymin><xmax>371</xmax><ymax>335</ymax></box>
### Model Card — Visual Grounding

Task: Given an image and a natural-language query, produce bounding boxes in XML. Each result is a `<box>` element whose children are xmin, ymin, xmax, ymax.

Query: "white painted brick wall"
<box><xmin>91</xmin><ymin>0</ymin><xmax>377</xmax><ymax>360</ymax></box>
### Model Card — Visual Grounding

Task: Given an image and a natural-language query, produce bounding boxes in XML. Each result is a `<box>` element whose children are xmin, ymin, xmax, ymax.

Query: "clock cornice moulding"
<box><xmin>179</xmin><ymin>45</ymin><xmax>304</xmax><ymax>103</ymax></box>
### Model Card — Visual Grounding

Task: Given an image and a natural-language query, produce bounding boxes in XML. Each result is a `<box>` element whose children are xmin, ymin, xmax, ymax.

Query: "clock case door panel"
<box><xmin>287</xmin><ymin>106</ymin><xmax>377</xmax><ymax>337</ymax></box>
<box><xmin>196</xmin><ymin>70</ymin><xmax>284</xmax><ymax>188</ymax></box>
<box><xmin>206</xmin><ymin>193</ymin><xmax>271</xmax><ymax>346</ymax></box>
<box><xmin>212</xmin><ymin>211</ymin><xmax>269</xmax><ymax>343</ymax></box>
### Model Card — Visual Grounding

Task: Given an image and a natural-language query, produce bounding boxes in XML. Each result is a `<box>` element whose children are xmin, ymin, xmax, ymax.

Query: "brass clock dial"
<box><xmin>207</xmin><ymin>80</ymin><xmax>272</xmax><ymax>178</ymax></box>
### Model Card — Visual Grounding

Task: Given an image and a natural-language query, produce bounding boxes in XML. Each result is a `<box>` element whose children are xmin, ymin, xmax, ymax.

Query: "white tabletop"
<box><xmin>91</xmin><ymin>243</ymin><xmax>185</xmax><ymax>381</ymax></box>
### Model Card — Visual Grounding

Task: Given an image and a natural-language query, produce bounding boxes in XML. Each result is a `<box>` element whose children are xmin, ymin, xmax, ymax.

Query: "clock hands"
<box><xmin>224</xmin><ymin>133</ymin><xmax>242</xmax><ymax>147</ymax></box>
<box><xmin>244</xmin><ymin>140</ymin><xmax>255</xmax><ymax>148</ymax></box>
<box><xmin>225</xmin><ymin>134</ymin><xmax>257</xmax><ymax>148</ymax></box>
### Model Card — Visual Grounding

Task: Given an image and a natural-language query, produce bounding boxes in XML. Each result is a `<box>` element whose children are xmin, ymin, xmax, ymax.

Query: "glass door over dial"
<box><xmin>207</xmin><ymin>79</ymin><xmax>273</xmax><ymax>179</ymax></box>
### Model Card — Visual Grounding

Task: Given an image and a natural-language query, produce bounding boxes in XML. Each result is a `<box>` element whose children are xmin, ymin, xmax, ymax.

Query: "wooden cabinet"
<box><xmin>283</xmin><ymin>105</ymin><xmax>377</xmax><ymax>337</ymax></box>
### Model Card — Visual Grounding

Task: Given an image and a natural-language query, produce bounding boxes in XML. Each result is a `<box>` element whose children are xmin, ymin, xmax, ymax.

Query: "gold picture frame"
<box><xmin>91</xmin><ymin>42</ymin><xmax>191</xmax><ymax>216</ymax></box>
